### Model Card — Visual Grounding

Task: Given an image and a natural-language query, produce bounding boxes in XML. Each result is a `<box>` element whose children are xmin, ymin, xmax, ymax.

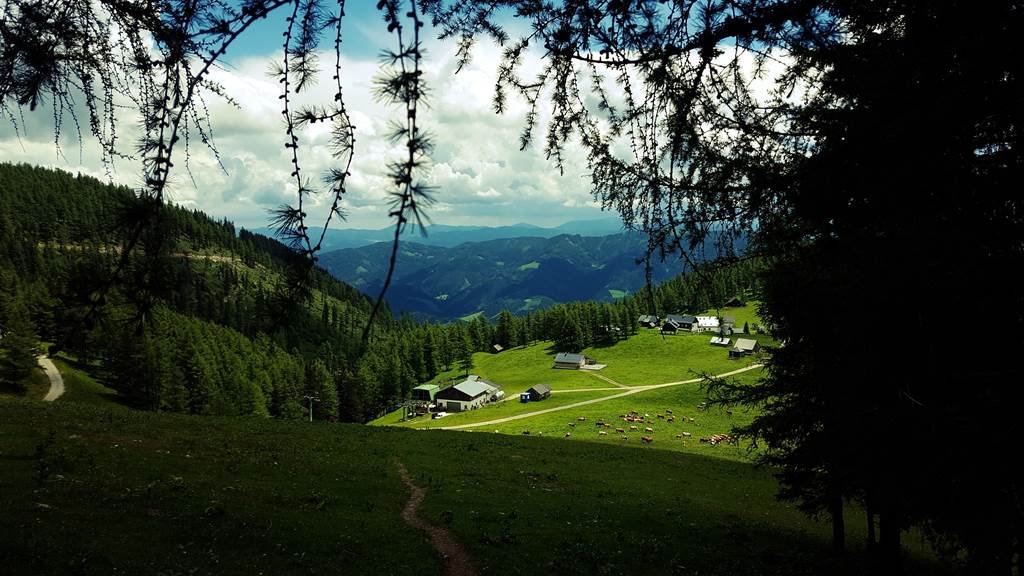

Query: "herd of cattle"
<box><xmin>518</xmin><ymin>409</ymin><xmax>736</xmax><ymax>446</ymax></box>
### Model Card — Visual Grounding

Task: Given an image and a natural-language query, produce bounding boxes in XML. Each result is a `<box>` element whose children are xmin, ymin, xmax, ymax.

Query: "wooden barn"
<box><xmin>526</xmin><ymin>383</ymin><xmax>552</xmax><ymax>401</ymax></box>
<box><xmin>553</xmin><ymin>352</ymin><xmax>586</xmax><ymax>369</ymax></box>
<box><xmin>729</xmin><ymin>338</ymin><xmax>761</xmax><ymax>358</ymax></box>
<box><xmin>491</xmin><ymin>344</ymin><xmax>504</xmax><ymax>354</ymax></box>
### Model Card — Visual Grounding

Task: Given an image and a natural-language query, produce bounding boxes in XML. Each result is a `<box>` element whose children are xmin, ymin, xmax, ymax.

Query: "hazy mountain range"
<box><xmin>317</xmin><ymin>231</ymin><xmax>700</xmax><ymax>321</ymax></box>
<box><xmin>253</xmin><ymin>218</ymin><xmax>626</xmax><ymax>252</ymax></box>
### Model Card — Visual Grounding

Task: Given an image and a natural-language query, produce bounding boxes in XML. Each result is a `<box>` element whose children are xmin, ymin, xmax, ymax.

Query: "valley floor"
<box><xmin>375</xmin><ymin>318</ymin><xmax>774</xmax><ymax>461</ymax></box>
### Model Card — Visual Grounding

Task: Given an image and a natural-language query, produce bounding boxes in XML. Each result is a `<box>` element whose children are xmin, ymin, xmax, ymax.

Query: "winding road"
<box><xmin>439</xmin><ymin>364</ymin><xmax>762</xmax><ymax>430</ymax></box>
<box><xmin>38</xmin><ymin>355</ymin><xmax>65</xmax><ymax>401</ymax></box>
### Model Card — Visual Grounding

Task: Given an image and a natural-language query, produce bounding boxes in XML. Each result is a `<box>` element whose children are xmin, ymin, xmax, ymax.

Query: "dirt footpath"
<box><xmin>396</xmin><ymin>461</ymin><xmax>476</xmax><ymax>576</ymax></box>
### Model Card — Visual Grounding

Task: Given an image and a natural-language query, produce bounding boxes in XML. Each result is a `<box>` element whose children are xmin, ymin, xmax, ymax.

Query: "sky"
<box><xmin>0</xmin><ymin>4</ymin><xmax>616</xmax><ymax>231</ymax></box>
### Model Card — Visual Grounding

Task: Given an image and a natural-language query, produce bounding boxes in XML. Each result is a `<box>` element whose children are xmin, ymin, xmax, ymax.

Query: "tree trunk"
<box><xmin>866</xmin><ymin>503</ymin><xmax>876</xmax><ymax>549</ymax></box>
<box><xmin>831</xmin><ymin>492</ymin><xmax>846</xmax><ymax>555</ymax></box>
<box><xmin>878</xmin><ymin>508</ymin><xmax>902</xmax><ymax>574</ymax></box>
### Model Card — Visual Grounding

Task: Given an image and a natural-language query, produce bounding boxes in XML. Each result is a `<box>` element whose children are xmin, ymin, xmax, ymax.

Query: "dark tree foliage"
<box><xmin>0</xmin><ymin>285</ymin><xmax>39</xmax><ymax>393</ymax></box>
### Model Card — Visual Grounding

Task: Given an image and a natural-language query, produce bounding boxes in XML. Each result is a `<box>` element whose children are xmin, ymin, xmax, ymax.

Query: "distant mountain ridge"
<box><xmin>253</xmin><ymin>217</ymin><xmax>626</xmax><ymax>251</ymax></box>
<box><xmin>318</xmin><ymin>231</ymin><xmax>740</xmax><ymax>321</ymax></box>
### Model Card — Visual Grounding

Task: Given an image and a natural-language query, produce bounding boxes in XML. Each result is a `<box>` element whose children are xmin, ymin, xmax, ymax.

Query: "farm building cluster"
<box><xmin>639</xmin><ymin>309</ymin><xmax>765</xmax><ymax>359</ymax></box>
<box><xmin>406</xmin><ymin>375</ymin><xmax>504</xmax><ymax>418</ymax></box>
<box><xmin>406</xmin><ymin>375</ymin><xmax>559</xmax><ymax>419</ymax></box>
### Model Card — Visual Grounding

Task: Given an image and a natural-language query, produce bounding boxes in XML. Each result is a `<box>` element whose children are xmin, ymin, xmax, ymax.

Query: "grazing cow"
<box><xmin>699</xmin><ymin>433</ymin><xmax>736</xmax><ymax>445</ymax></box>
<box><xmin>598</xmin><ymin>430</ymin><xmax>608</xmax><ymax>436</ymax></box>
<box><xmin>621</xmin><ymin>436</ymin><xmax>628</xmax><ymax>441</ymax></box>
<box><xmin>568</xmin><ymin>422</ymin><xmax>575</xmax><ymax>427</ymax></box>
<box><xmin>578</xmin><ymin>416</ymin><xmax>587</xmax><ymax>421</ymax></box>
<box><xmin>645</xmin><ymin>426</ymin><xmax>654</xmax><ymax>433</ymax></box>
<box><xmin>629</xmin><ymin>425</ymin><xmax>638</xmax><ymax>431</ymax></box>
<box><xmin>682</xmin><ymin>432</ymin><xmax>692</xmax><ymax>437</ymax></box>
<box><xmin>522</xmin><ymin>430</ymin><xmax>530</xmax><ymax>435</ymax></box>
<box><xmin>641</xmin><ymin>436</ymin><xmax>654</xmax><ymax>444</ymax></box>
<box><xmin>667</xmin><ymin>416</ymin><xmax>676</xmax><ymax>422</ymax></box>
<box><xmin>615</xmin><ymin>427</ymin><xmax>625</xmax><ymax>433</ymax></box>
<box><xmin>676</xmin><ymin>434</ymin><xmax>682</xmax><ymax>439</ymax></box>
<box><xmin>656</xmin><ymin>413</ymin><xmax>664</xmax><ymax>419</ymax></box>
<box><xmin>565</xmin><ymin>432</ymin><xmax>571</xmax><ymax>438</ymax></box>
<box><xmin>666</xmin><ymin>409</ymin><xmax>673</xmax><ymax>415</ymax></box>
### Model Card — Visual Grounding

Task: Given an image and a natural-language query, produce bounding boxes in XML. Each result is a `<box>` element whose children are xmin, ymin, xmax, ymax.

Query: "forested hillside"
<box><xmin>0</xmin><ymin>163</ymin><xmax>760</xmax><ymax>422</ymax></box>
<box><xmin>0</xmin><ymin>163</ymin><xmax>378</xmax><ymax>418</ymax></box>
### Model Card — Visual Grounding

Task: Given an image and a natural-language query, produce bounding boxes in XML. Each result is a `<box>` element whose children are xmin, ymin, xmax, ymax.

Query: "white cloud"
<box><xmin>0</xmin><ymin>32</ymin><xmax>617</xmax><ymax>230</ymax></box>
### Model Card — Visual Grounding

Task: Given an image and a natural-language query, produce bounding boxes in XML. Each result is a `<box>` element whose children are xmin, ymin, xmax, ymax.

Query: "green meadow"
<box><xmin>424</xmin><ymin>342</ymin><xmax>612</xmax><ymax>391</ymax></box>
<box><xmin>0</xmin><ymin>398</ymin><xmax>942</xmax><ymax>576</ymax></box>
<box><xmin>377</xmin><ymin>304</ymin><xmax>768</xmax><ymax>456</ymax></box>
<box><xmin>454</xmin><ymin>372</ymin><xmax>761</xmax><ymax>461</ymax></box>
<box><xmin>582</xmin><ymin>328</ymin><xmax>767</xmax><ymax>386</ymax></box>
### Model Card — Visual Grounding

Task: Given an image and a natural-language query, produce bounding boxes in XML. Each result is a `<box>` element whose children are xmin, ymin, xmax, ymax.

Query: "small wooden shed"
<box><xmin>527</xmin><ymin>383</ymin><xmax>552</xmax><ymax>401</ymax></box>
<box><xmin>729</xmin><ymin>338</ymin><xmax>761</xmax><ymax>358</ymax></box>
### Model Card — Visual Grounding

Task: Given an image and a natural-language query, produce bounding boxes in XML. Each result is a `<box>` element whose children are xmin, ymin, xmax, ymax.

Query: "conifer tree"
<box><xmin>0</xmin><ymin>298</ymin><xmax>39</xmax><ymax>393</ymax></box>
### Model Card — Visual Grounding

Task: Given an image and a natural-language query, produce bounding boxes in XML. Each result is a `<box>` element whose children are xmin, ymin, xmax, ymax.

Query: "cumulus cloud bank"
<box><xmin>0</xmin><ymin>33</ymin><xmax>607</xmax><ymax>230</ymax></box>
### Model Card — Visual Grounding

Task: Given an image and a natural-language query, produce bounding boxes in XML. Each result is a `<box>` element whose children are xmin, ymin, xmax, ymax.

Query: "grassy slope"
<box><xmin>582</xmin><ymin>328</ymin><xmax>767</xmax><ymax>386</ymax></box>
<box><xmin>454</xmin><ymin>371</ymin><xmax>762</xmax><ymax>460</ymax></box>
<box><xmin>423</xmin><ymin>305</ymin><xmax>768</xmax><ymax>395</ymax></box>
<box><xmin>425</xmin><ymin>344</ymin><xmax>612</xmax><ymax>392</ymax></box>
<box><xmin>379</xmin><ymin>305</ymin><xmax>768</xmax><ymax>456</ymax></box>
<box><xmin>0</xmin><ymin>398</ymin><xmax>941</xmax><ymax>576</ymax></box>
<box><xmin>49</xmin><ymin>356</ymin><xmax>121</xmax><ymax>406</ymax></box>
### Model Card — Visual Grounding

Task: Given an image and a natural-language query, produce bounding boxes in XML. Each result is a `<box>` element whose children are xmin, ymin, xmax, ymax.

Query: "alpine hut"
<box><xmin>553</xmin><ymin>352</ymin><xmax>586</xmax><ymax>369</ymax></box>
